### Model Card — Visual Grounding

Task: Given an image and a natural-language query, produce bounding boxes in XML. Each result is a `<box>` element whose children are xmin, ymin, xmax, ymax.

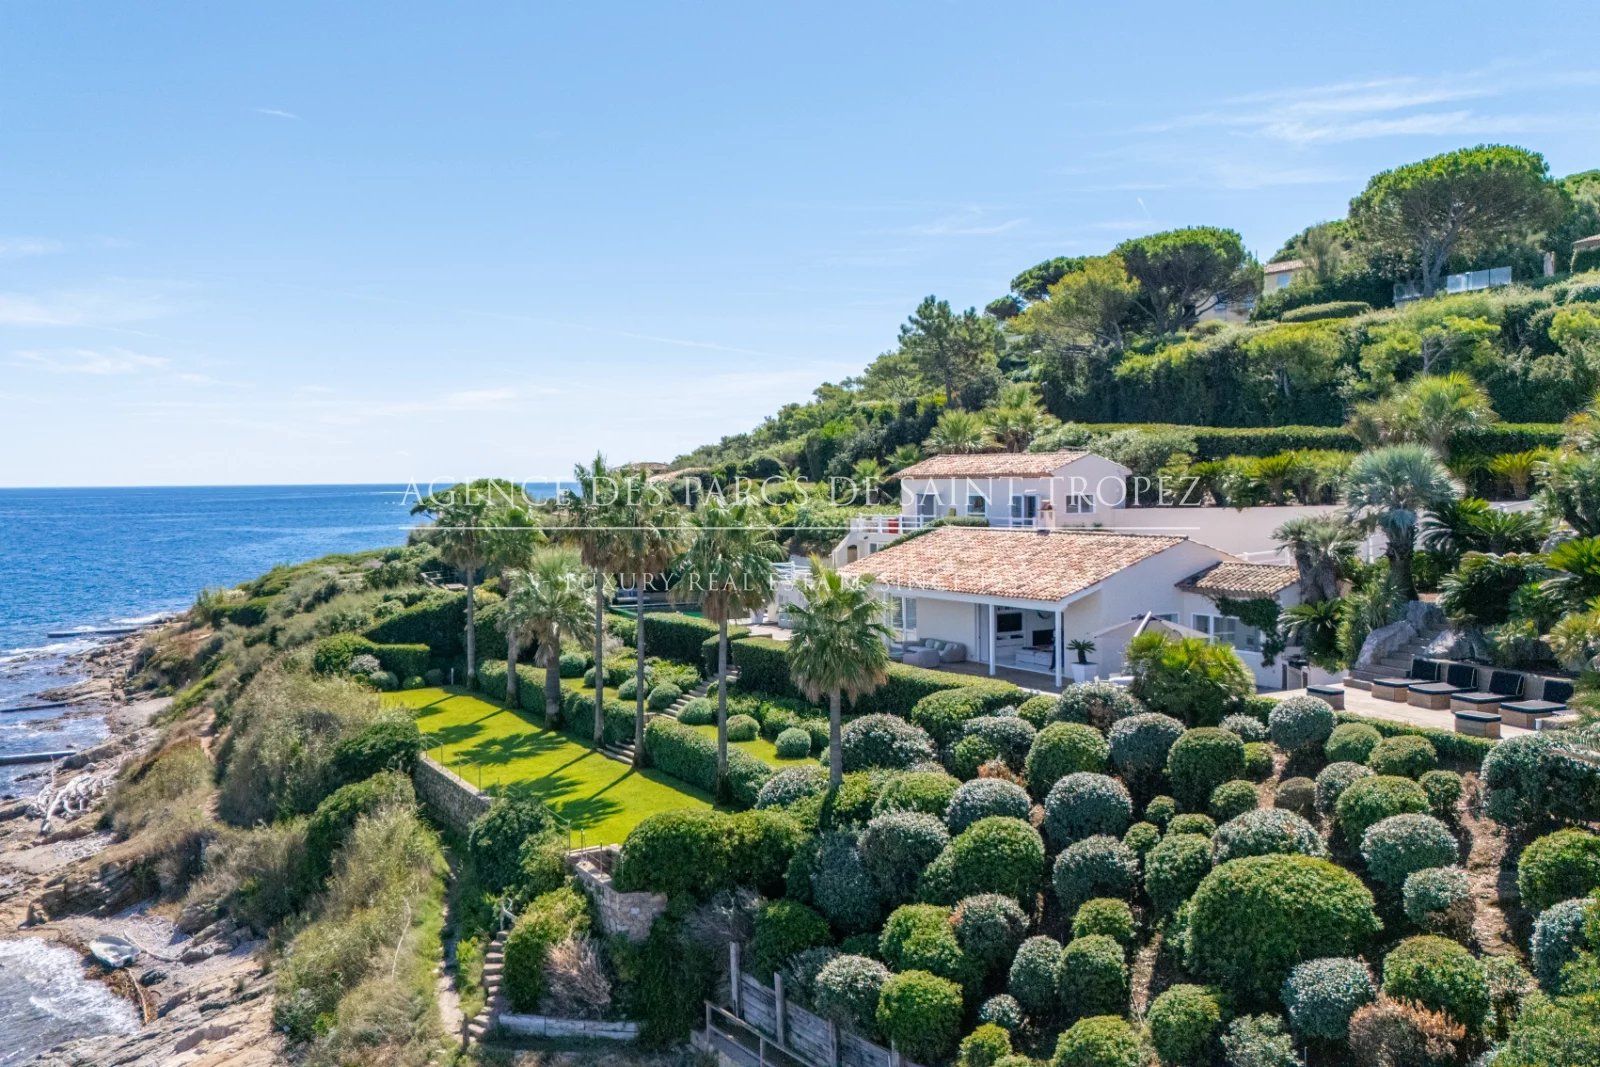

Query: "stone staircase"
<box><xmin>466</xmin><ymin>926</ymin><xmax>509</xmax><ymax>1044</ymax></box>
<box><xmin>1346</xmin><ymin>625</ymin><xmax>1444</xmax><ymax>690</ymax></box>
<box><xmin>596</xmin><ymin>669</ymin><xmax>738</xmax><ymax>764</ymax></box>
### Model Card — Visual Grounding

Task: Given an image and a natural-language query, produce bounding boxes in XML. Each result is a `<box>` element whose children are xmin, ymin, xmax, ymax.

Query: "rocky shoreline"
<box><xmin>0</xmin><ymin>628</ymin><xmax>285</xmax><ymax>1067</ymax></box>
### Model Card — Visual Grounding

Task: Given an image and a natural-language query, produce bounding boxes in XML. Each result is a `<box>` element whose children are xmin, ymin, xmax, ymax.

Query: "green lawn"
<box><xmin>687</xmin><ymin>723</ymin><xmax>815</xmax><ymax>766</ymax></box>
<box><xmin>387</xmin><ymin>687</ymin><xmax>713</xmax><ymax>846</ymax></box>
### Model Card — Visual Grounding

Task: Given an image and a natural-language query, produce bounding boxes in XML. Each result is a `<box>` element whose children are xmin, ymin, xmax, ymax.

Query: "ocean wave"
<box><xmin>0</xmin><ymin>639</ymin><xmax>96</xmax><ymax>665</ymax></box>
<box><xmin>0</xmin><ymin>938</ymin><xmax>139</xmax><ymax>1041</ymax></box>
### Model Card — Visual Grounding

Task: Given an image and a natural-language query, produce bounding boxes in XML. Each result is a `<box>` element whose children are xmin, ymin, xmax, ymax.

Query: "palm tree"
<box><xmin>607</xmin><ymin>468</ymin><xmax>684</xmax><ymax>766</ymax></box>
<box><xmin>676</xmin><ymin>501</ymin><xmax>784</xmax><ymax>795</ymax></box>
<box><xmin>1419</xmin><ymin>497</ymin><xmax>1495</xmax><ymax>563</ymax></box>
<box><xmin>1279</xmin><ymin>599</ymin><xmax>1343</xmax><ymax>669</ymax></box>
<box><xmin>570</xmin><ymin>454</ymin><xmax>628</xmax><ymax>744</ymax></box>
<box><xmin>1272</xmin><ymin>515</ymin><xmax>1359</xmax><ymax>604</ymax></box>
<box><xmin>1393</xmin><ymin>373</ymin><xmax>1499</xmax><ymax>458</ymax></box>
<box><xmin>787</xmin><ymin>562</ymin><xmax>891</xmax><ymax>789</ymax></box>
<box><xmin>411</xmin><ymin>481</ymin><xmax>501</xmax><ymax>685</ymax></box>
<box><xmin>924</xmin><ymin>409</ymin><xmax>989</xmax><ymax>454</ymax></box>
<box><xmin>851</xmin><ymin>458</ymin><xmax>887</xmax><ymax>505</ymax></box>
<box><xmin>1343</xmin><ymin>444</ymin><xmax>1460</xmax><ymax>602</ymax></box>
<box><xmin>499</xmin><ymin>549</ymin><xmax>596</xmax><ymax>722</ymax></box>
<box><xmin>887</xmin><ymin>443</ymin><xmax>925</xmax><ymax>471</ymax></box>
<box><xmin>1487</xmin><ymin>450</ymin><xmax>1545</xmax><ymax>499</ymax></box>
<box><xmin>984</xmin><ymin>404</ymin><xmax>1045</xmax><ymax>452</ymax></box>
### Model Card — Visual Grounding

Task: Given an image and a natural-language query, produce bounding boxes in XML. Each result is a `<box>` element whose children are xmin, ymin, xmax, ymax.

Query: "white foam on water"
<box><xmin>0</xmin><ymin>938</ymin><xmax>138</xmax><ymax>1063</ymax></box>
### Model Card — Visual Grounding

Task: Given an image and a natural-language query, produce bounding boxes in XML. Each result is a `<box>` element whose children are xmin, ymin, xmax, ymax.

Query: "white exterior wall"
<box><xmin>899</xmin><ymin>455</ymin><xmax>1132</xmax><ymax>524</ymax></box>
<box><xmin>1059</xmin><ymin>503</ymin><xmax>1385</xmax><ymax>561</ymax></box>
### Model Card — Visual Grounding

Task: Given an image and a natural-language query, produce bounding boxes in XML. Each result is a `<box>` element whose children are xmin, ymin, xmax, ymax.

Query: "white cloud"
<box><xmin>0</xmin><ymin>237</ymin><xmax>65</xmax><ymax>258</ymax></box>
<box><xmin>253</xmin><ymin>107</ymin><xmax>299</xmax><ymax>120</ymax></box>
<box><xmin>11</xmin><ymin>348</ymin><xmax>169</xmax><ymax>375</ymax></box>
<box><xmin>0</xmin><ymin>283</ymin><xmax>175</xmax><ymax>328</ymax></box>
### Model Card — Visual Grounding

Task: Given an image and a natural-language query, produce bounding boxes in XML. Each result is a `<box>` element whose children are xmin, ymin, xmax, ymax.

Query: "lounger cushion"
<box><xmin>1488</xmin><ymin>670</ymin><xmax>1523</xmax><ymax>698</ymax></box>
<box><xmin>1455</xmin><ymin>710</ymin><xmax>1501</xmax><ymax>723</ymax></box>
<box><xmin>1452</xmin><ymin>692</ymin><xmax>1503</xmax><ymax>705</ymax></box>
<box><xmin>1410</xmin><ymin>657</ymin><xmax>1440</xmax><ymax>682</ymax></box>
<box><xmin>1541</xmin><ymin>679</ymin><xmax>1575</xmax><ymax>704</ymax></box>
<box><xmin>1444</xmin><ymin>663</ymin><xmax>1477</xmax><ymax>689</ymax></box>
<box><xmin>1501</xmin><ymin>700</ymin><xmax>1566</xmax><ymax>715</ymax></box>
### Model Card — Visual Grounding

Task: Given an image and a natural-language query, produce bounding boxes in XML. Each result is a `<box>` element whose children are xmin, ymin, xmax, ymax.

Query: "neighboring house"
<box><xmin>1262</xmin><ymin>258</ymin><xmax>1304</xmax><ymax>293</ymax></box>
<box><xmin>836</xmin><ymin>525</ymin><xmax>1301</xmax><ymax>688</ymax></box>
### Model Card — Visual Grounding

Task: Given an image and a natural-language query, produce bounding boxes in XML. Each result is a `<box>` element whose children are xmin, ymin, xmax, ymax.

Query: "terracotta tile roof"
<box><xmin>894</xmin><ymin>450</ymin><xmax>1090</xmax><ymax>480</ymax></box>
<box><xmin>1574</xmin><ymin>233</ymin><xmax>1600</xmax><ymax>252</ymax></box>
<box><xmin>1178</xmin><ymin>561</ymin><xmax>1299</xmax><ymax>599</ymax></box>
<box><xmin>1264</xmin><ymin>258</ymin><xmax>1305</xmax><ymax>273</ymax></box>
<box><xmin>839</xmin><ymin>526</ymin><xmax>1186</xmax><ymax>602</ymax></box>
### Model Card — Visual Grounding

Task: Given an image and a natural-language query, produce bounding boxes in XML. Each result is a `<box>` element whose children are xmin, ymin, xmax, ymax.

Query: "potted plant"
<box><xmin>1067</xmin><ymin>638</ymin><xmax>1097</xmax><ymax>683</ymax></box>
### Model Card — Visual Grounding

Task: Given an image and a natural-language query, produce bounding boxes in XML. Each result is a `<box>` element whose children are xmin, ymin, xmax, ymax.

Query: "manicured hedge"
<box><xmin>314</xmin><ymin>633</ymin><xmax>434</xmax><ymax>679</ymax></box>
<box><xmin>700</xmin><ymin>627</ymin><xmax>751</xmax><ymax>676</ymax></box>
<box><xmin>1279</xmin><ymin>300</ymin><xmax>1372</xmax><ymax>322</ymax></box>
<box><xmin>730</xmin><ymin>635</ymin><xmax>1022</xmax><ymax>714</ymax></box>
<box><xmin>1333</xmin><ymin>711</ymin><xmax>1494</xmax><ymax>770</ymax></box>
<box><xmin>363</xmin><ymin>591</ymin><xmax>473</xmax><ymax>660</ymax></box>
<box><xmin>731</xmin><ymin>637</ymin><xmax>800</xmax><ymax>697</ymax></box>
<box><xmin>1064</xmin><ymin>422</ymin><xmax>1565</xmax><ymax>461</ymax></box>
<box><xmin>643</xmin><ymin>715</ymin><xmax>772</xmax><ymax>807</ymax></box>
<box><xmin>640</xmin><ymin>612</ymin><xmax>719</xmax><ymax>672</ymax></box>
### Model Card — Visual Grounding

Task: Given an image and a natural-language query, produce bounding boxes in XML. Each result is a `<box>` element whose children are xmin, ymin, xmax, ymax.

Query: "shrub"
<box><xmin>774</xmin><ymin>727</ymin><xmax>812</xmax><ymax>759</ymax></box>
<box><xmin>1325</xmin><ymin>722</ymin><xmax>1383</xmax><ymax>764</ymax></box>
<box><xmin>327</xmin><ymin>714</ymin><xmax>421</xmax><ymax>788</ymax></box>
<box><xmin>977</xmin><ymin>994</ymin><xmax>1023</xmax><ymax>1032</ymax></box>
<box><xmin>782</xmin><ymin>946</ymin><xmax>839</xmax><ymax>1006</ymax></box>
<box><xmin>1269</xmin><ymin>696</ymin><xmax>1336</xmax><ymax>754</ymax></box>
<box><xmin>1018</xmin><ymin>694</ymin><xmax>1057</xmax><ymax>729</ymax></box>
<box><xmin>1056</xmin><ymin>933</ymin><xmax>1128</xmax><ymax>1021</ymax></box>
<box><xmin>1056</xmin><ymin>682</ymin><xmax>1144</xmax><ymax>730</ymax></box>
<box><xmin>467</xmin><ymin>792</ymin><xmax>553</xmax><ymax>894</ymax></box>
<box><xmin>920</xmin><ymin>817</ymin><xmax>1046</xmax><ymax>905</ymax></box>
<box><xmin>1222</xmin><ymin>713</ymin><xmax>1269</xmax><ymax>743</ymax></box>
<box><xmin>365</xmin><ymin>668</ymin><xmax>398</xmax><ymax>691</ymax></box>
<box><xmin>1347</xmin><ymin>997</ymin><xmax>1466</xmax><ymax>1067</ymax></box>
<box><xmin>1185</xmin><ymin>854</ymin><xmax>1381</xmax><ymax>1003</ymax></box>
<box><xmin>1517</xmin><ymin>828</ymin><xmax>1600</xmax><ymax>914</ymax></box>
<box><xmin>1144</xmin><ymin>795</ymin><xmax>1177</xmax><ymax>828</ymax></box>
<box><xmin>762</xmin><ymin>707</ymin><xmax>801</xmax><ymax>740</ymax></box>
<box><xmin>1361</xmin><ymin>814</ymin><xmax>1458</xmax><ymax>890</ymax></box>
<box><xmin>678</xmin><ymin>697</ymin><xmax>715</xmax><ymax>725</ymax></box>
<box><xmin>558</xmin><ymin>651</ymin><xmax>587</xmax><ymax>678</ymax></box>
<box><xmin>299</xmin><ymin>771</ymin><xmax>415</xmax><ymax>897</ymax></box>
<box><xmin>726</xmin><ymin>713</ymin><xmax>760</xmax><ymax>742</ymax></box>
<box><xmin>753</xmin><ymin>899</ymin><xmax>832</xmax><ymax>978</ymax></box>
<box><xmin>964</xmin><ymin>714</ymin><xmax>1038</xmax><ymax>771</ymax></box>
<box><xmin>1027</xmin><ymin>723</ymin><xmax>1110</xmax><ymax>798</ymax></box>
<box><xmin>841</xmin><ymin>714</ymin><xmax>938</xmax><ymax>772</ymax></box>
<box><xmin>1168</xmin><ymin>813</ymin><xmax>1215</xmax><ymax>837</ymax></box>
<box><xmin>1168</xmin><ymin>729</ymin><xmax>1246</xmax><ymax>811</ymax></box>
<box><xmin>504</xmin><ymin>885</ymin><xmax>590</xmax><ymax>1012</ymax></box>
<box><xmin>1314</xmin><ymin>761</ymin><xmax>1373</xmax><ymax>816</ymax></box>
<box><xmin>1281</xmin><ymin>957</ymin><xmax>1375</xmax><ymax>1040</ymax></box>
<box><xmin>1274</xmin><ymin>777</ymin><xmax>1315</xmax><ymax>819</ymax></box>
<box><xmin>1044</xmin><ymin>773</ymin><xmax>1133</xmax><ymax>848</ymax></box>
<box><xmin>877</xmin><ymin>915</ymin><xmax>960</xmax><ymax>986</ymax></box>
<box><xmin>1403</xmin><ymin>866</ymin><xmax>1475</xmax><ymax>940</ymax></box>
<box><xmin>958</xmin><ymin>1023</ymin><xmax>1013</xmax><ymax>1067</ymax></box>
<box><xmin>647</xmin><ymin>683</ymin><xmax>682</xmax><ymax>712</ymax></box>
<box><xmin>644</xmin><ymin>717</ymin><xmax>772</xmax><ymax>808</ymax></box>
<box><xmin>814</xmin><ymin>954</ymin><xmax>890</xmax><ymax>1037</ymax></box>
<box><xmin>1122</xmin><ymin>821</ymin><xmax>1160</xmax><ymax>857</ymax></box>
<box><xmin>312</xmin><ymin>633</ymin><xmax>380</xmax><ymax>675</ymax></box>
<box><xmin>1148</xmin><ymin>984</ymin><xmax>1223</xmax><ymax>1066</ymax></box>
<box><xmin>1336</xmin><ymin>775</ymin><xmax>1429</xmax><ymax>846</ymax></box>
<box><xmin>947</xmin><ymin>777</ymin><xmax>1033</xmax><ymax>834</ymax></box>
<box><xmin>1107</xmin><ymin>713</ymin><xmax>1186</xmax><ymax>798</ymax></box>
<box><xmin>618</xmin><ymin>675</ymin><xmax>640</xmax><ymax>701</ymax></box>
<box><xmin>1480</xmin><ymin>730</ymin><xmax>1600</xmax><ymax>829</ymax></box>
<box><xmin>861</xmin><ymin>811</ymin><xmax>950</xmax><ymax>904</ymax></box>
<box><xmin>912</xmin><ymin>688</ymin><xmax>1006</xmax><ymax>747</ymax></box>
<box><xmin>1367</xmin><ymin>735</ymin><xmax>1438</xmax><ymax>779</ymax></box>
<box><xmin>876</xmin><ymin>971</ymin><xmax>965</xmax><ymax>1065</ymax></box>
<box><xmin>1419</xmin><ymin>770</ymin><xmax>1463</xmax><ymax>820</ymax></box>
<box><xmin>1530</xmin><ymin>898</ymin><xmax>1591</xmax><ymax>992</ymax></box>
<box><xmin>1145</xmin><ymin>833</ymin><xmax>1213</xmax><ymax>916</ymax></box>
<box><xmin>1210</xmin><ymin>779</ymin><xmax>1260</xmax><ymax>823</ymax></box>
<box><xmin>614</xmin><ymin>809</ymin><xmax>732</xmax><ymax>899</ymax></box>
<box><xmin>953</xmin><ymin>894</ymin><xmax>1030</xmax><ymax>973</ymax></box>
<box><xmin>874</xmin><ymin>769</ymin><xmax>961</xmax><ymax>817</ymax></box>
<box><xmin>1381</xmin><ymin>935</ymin><xmax>1490</xmax><ymax>1031</ymax></box>
<box><xmin>757</xmin><ymin>765</ymin><xmax>828</xmax><ymax>809</ymax></box>
<box><xmin>810</xmin><ymin>832</ymin><xmax>884</xmax><ymax>933</ymax></box>
<box><xmin>1052</xmin><ymin>1015</ymin><xmax>1142</xmax><ymax>1067</ymax></box>
<box><xmin>1053</xmin><ymin>835</ymin><xmax>1139</xmax><ymax>912</ymax></box>
<box><xmin>1212</xmin><ymin>808</ymin><xmax>1325</xmax><ymax>863</ymax></box>
<box><xmin>951</xmin><ymin>736</ymin><xmax>1000</xmax><ymax>780</ymax></box>
<box><xmin>1072</xmin><ymin>897</ymin><xmax>1136</xmax><ymax>949</ymax></box>
<box><xmin>1009</xmin><ymin>935</ymin><xmax>1064</xmax><ymax>1019</ymax></box>
<box><xmin>1243</xmin><ymin>743</ymin><xmax>1274</xmax><ymax>782</ymax></box>
<box><xmin>1220</xmin><ymin>1014</ymin><xmax>1300</xmax><ymax>1067</ymax></box>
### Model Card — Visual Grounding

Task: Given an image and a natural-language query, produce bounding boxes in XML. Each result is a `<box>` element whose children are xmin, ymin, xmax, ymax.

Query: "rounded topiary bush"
<box><xmin>861</xmin><ymin>810</ymin><xmax>950</xmax><ymax>905</ymax></box>
<box><xmin>876</xmin><ymin>970</ymin><xmax>965</xmax><ymax>1064</ymax></box>
<box><xmin>1281</xmin><ymin>957</ymin><xmax>1375</xmax><ymax>1040</ymax></box>
<box><xmin>782</xmin><ymin>946</ymin><xmax>839</xmax><ymax>1005</ymax></box>
<box><xmin>920</xmin><ymin>816</ymin><xmax>1045</xmax><ymax>905</ymax></box>
<box><xmin>756</xmin><ymin>765</ymin><xmax>828</xmax><ymax>809</ymax></box>
<box><xmin>1148</xmin><ymin>984</ymin><xmax>1224</xmax><ymax>1066</ymax></box>
<box><xmin>1212</xmin><ymin>808</ymin><xmax>1325</xmax><ymax>863</ymax></box>
<box><xmin>677</xmin><ymin>697</ymin><xmax>715</xmax><ymax>725</ymax></box>
<box><xmin>841</xmin><ymin>714</ymin><xmax>937</xmax><ymax>772</ymax></box>
<box><xmin>1008</xmin><ymin>935</ymin><xmax>1064</xmax><ymax>1019</ymax></box>
<box><xmin>1209</xmin><ymin>779</ymin><xmax>1260</xmax><ymax>823</ymax></box>
<box><xmin>947</xmin><ymin>777</ymin><xmax>1033</xmax><ymax>834</ymax></box>
<box><xmin>1056</xmin><ymin>933</ymin><xmax>1128</xmax><ymax>1021</ymax></box>
<box><xmin>1481</xmin><ymin>733</ymin><xmax>1565</xmax><ymax>829</ymax></box>
<box><xmin>1336</xmin><ymin>775</ymin><xmax>1430</xmax><ymax>846</ymax></box>
<box><xmin>1053</xmin><ymin>835</ymin><xmax>1139</xmax><ymax>912</ymax></box>
<box><xmin>1144</xmin><ymin>795</ymin><xmax>1177</xmax><ymax>828</ymax></box>
<box><xmin>1361</xmin><ymin>813</ymin><xmax>1458</xmax><ymax>890</ymax></box>
<box><xmin>977</xmin><ymin>993</ymin><xmax>1023</xmax><ymax>1032</ymax></box>
<box><xmin>1072</xmin><ymin>897</ymin><xmax>1136</xmax><ymax>949</ymax></box>
<box><xmin>1403</xmin><ymin>866</ymin><xmax>1474</xmax><ymax>939</ymax></box>
<box><xmin>1517</xmin><ymin>828</ymin><xmax>1600</xmax><ymax>914</ymax></box>
<box><xmin>1145</xmin><ymin>832</ymin><xmax>1213</xmax><ymax>915</ymax></box>
<box><xmin>1184</xmin><ymin>854</ymin><xmax>1381</xmax><ymax>1003</ymax></box>
<box><xmin>1053</xmin><ymin>1015</ymin><xmax>1142</xmax><ymax>1067</ymax></box>
<box><xmin>1043</xmin><ymin>772</ymin><xmax>1134</xmax><ymax>848</ymax></box>
<box><xmin>814</xmin><ymin>954</ymin><xmax>891</xmax><ymax>1037</ymax></box>
<box><xmin>1325</xmin><ymin>722</ymin><xmax>1382</xmax><ymax>764</ymax></box>
<box><xmin>1056</xmin><ymin>682</ymin><xmax>1143</xmax><ymax>730</ymax></box>
<box><xmin>950</xmin><ymin>735</ymin><xmax>1000</xmax><ymax>781</ymax></box>
<box><xmin>809</xmin><ymin>831</ymin><xmax>883</xmax><ymax>932</ymax></box>
<box><xmin>1167</xmin><ymin>728</ymin><xmax>1246</xmax><ymax>811</ymax></box>
<box><xmin>753</xmin><ymin>899</ymin><xmax>832</xmax><ymax>977</ymax></box>
<box><xmin>1027</xmin><ymin>722</ymin><xmax>1110</xmax><ymax>798</ymax></box>
<box><xmin>726</xmin><ymin>713</ymin><xmax>760</xmax><ymax>742</ymax></box>
<box><xmin>873</xmin><ymin>769</ymin><xmax>962</xmax><ymax>817</ymax></box>
<box><xmin>963</xmin><ymin>714</ymin><xmax>1038</xmax><ymax>771</ymax></box>
<box><xmin>1419</xmin><ymin>770</ymin><xmax>1463</xmax><ymax>820</ymax></box>
<box><xmin>1367</xmin><ymin>735</ymin><xmax>1438</xmax><ymax>779</ymax></box>
<box><xmin>1269</xmin><ymin>695</ymin><xmax>1335</xmax><ymax>754</ymax></box>
<box><xmin>910</xmin><ymin>688</ymin><xmax>998</xmax><ymax>747</ymax></box>
<box><xmin>617</xmin><ymin>675</ymin><xmax>640</xmax><ymax>701</ymax></box>
<box><xmin>774</xmin><ymin>726</ymin><xmax>812</xmax><ymax>759</ymax></box>
<box><xmin>1315</xmin><ymin>761</ymin><xmax>1374</xmax><ymax>817</ymax></box>
<box><xmin>1018</xmin><ymin>694</ymin><xmax>1058</xmax><ymax>729</ymax></box>
<box><xmin>1243</xmin><ymin>742</ymin><xmax>1275</xmax><ymax>782</ymax></box>
<box><xmin>648</xmin><ymin>683</ymin><xmax>682</xmax><ymax>711</ymax></box>
<box><xmin>1122</xmin><ymin>821</ymin><xmax>1160</xmax><ymax>858</ymax></box>
<box><xmin>558</xmin><ymin>651</ymin><xmax>587</xmax><ymax>678</ymax></box>
<box><xmin>878</xmin><ymin>904</ymin><xmax>971</xmax><ymax>987</ymax></box>
<box><xmin>953</xmin><ymin>893</ymin><xmax>1030</xmax><ymax>973</ymax></box>
<box><xmin>1275</xmin><ymin>777</ymin><xmax>1316</xmax><ymax>819</ymax></box>
<box><xmin>1108</xmin><ymin>713</ymin><xmax>1186</xmax><ymax>796</ymax></box>
<box><xmin>1168</xmin><ymin>813</ymin><xmax>1215</xmax><ymax>837</ymax></box>
<box><xmin>1222</xmin><ymin>713</ymin><xmax>1270</xmax><ymax>743</ymax></box>
<box><xmin>1530</xmin><ymin>898</ymin><xmax>1592</xmax><ymax>992</ymax></box>
<box><xmin>957</xmin><ymin>1023</ymin><xmax>1012</xmax><ymax>1067</ymax></box>
<box><xmin>1381</xmin><ymin>934</ymin><xmax>1490</xmax><ymax>1031</ymax></box>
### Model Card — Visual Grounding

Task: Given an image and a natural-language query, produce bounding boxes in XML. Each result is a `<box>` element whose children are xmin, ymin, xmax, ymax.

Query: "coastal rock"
<box><xmin>138</xmin><ymin>968</ymin><xmax>168</xmax><ymax>986</ymax></box>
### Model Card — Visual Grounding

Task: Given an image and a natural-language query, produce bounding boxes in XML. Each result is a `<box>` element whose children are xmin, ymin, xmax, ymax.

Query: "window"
<box><xmin>1275</xmin><ymin>273</ymin><xmax>1292</xmax><ymax>289</ymax></box>
<box><xmin>967</xmin><ymin>494</ymin><xmax>987</xmax><ymax>516</ymax></box>
<box><xmin>1150</xmin><ymin>613</ymin><xmax>1177</xmax><ymax>623</ymax></box>
<box><xmin>996</xmin><ymin>611</ymin><xmax>1023</xmax><ymax>634</ymax></box>
<box><xmin>1192</xmin><ymin>613</ymin><xmax>1261</xmax><ymax>653</ymax></box>
<box><xmin>917</xmin><ymin>493</ymin><xmax>938</xmax><ymax>518</ymax></box>
<box><xmin>1064</xmin><ymin>493</ymin><xmax>1095</xmax><ymax>514</ymax></box>
<box><xmin>889</xmin><ymin>597</ymin><xmax>917</xmax><ymax>634</ymax></box>
<box><xmin>1010</xmin><ymin>494</ymin><xmax>1039</xmax><ymax>525</ymax></box>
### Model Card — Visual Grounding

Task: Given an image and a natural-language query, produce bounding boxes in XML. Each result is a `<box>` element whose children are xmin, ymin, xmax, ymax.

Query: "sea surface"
<box><xmin>0</xmin><ymin>939</ymin><xmax>140</xmax><ymax>1064</ymax></box>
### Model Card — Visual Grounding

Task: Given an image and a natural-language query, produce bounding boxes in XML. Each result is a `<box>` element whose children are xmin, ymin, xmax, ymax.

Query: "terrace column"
<box><xmin>1054</xmin><ymin>610</ymin><xmax>1064</xmax><ymax>688</ymax></box>
<box><xmin>988</xmin><ymin>602</ymin><xmax>997</xmax><ymax>676</ymax></box>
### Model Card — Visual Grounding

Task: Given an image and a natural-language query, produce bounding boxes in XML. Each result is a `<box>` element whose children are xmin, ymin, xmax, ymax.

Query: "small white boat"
<box><xmin>88</xmin><ymin>934</ymin><xmax>139</xmax><ymax>969</ymax></box>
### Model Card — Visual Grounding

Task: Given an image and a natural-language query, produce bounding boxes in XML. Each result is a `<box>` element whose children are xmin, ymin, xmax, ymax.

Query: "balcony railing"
<box><xmin>849</xmin><ymin>514</ymin><xmax>1040</xmax><ymax>535</ymax></box>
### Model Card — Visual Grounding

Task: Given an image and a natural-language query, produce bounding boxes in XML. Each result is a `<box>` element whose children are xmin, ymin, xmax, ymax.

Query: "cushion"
<box><xmin>937</xmin><ymin>642</ymin><xmax>967</xmax><ymax>663</ymax></box>
<box><xmin>1455</xmin><ymin>710</ymin><xmax>1502</xmax><ymax>723</ymax></box>
<box><xmin>1488</xmin><ymin>671</ymin><xmax>1523</xmax><ymax>698</ymax></box>
<box><xmin>902</xmin><ymin>648</ymin><xmax>941</xmax><ymax>669</ymax></box>
<box><xmin>1444</xmin><ymin>663</ymin><xmax>1477</xmax><ymax>689</ymax></box>
<box><xmin>1541</xmin><ymin>679</ymin><xmax>1574</xmax><ymax>704</ymax></box>
<box><xmin>1410</xmin><ymin>658</ymin><xmax>1440</xmax><ymax>681</ymax></box>
<box><xmin>1502</xmin><ymin>700</ymin><xmax>1566</xmax><ymax>715</ymax></box>
<box><xmin>1453</xmin><ymin>692</ymin><xmax>1503</xmax><ymax>705</ymax></box>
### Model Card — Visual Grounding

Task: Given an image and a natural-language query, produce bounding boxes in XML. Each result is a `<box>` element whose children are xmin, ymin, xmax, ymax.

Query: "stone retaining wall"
<box><xmin>497</xmin><ymin>1014</ymin><xmax>639</xmax><ymax>1040</ymax></box>
<box><xmin>412</xmin><ymin>756</ymin><xmax>491</xmax><ymax>835</ymax></box>
<box><xmin>566</xmin><ymin>845</ymin><xmax>667</xmax><ymax>942</ymax></box>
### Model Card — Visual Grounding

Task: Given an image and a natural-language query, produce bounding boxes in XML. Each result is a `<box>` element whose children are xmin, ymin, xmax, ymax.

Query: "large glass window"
<box><xmin>1191</xmin><ymin>613</ymin><xmax>1260</xmax><ymax>652</ymax></box>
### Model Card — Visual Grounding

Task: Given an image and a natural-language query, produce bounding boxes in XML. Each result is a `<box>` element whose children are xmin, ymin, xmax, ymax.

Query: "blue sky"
<box><xmin>2</xmin><ymin>2</ymin><xmax>1596</xmax><ymax>487</ymax></box>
